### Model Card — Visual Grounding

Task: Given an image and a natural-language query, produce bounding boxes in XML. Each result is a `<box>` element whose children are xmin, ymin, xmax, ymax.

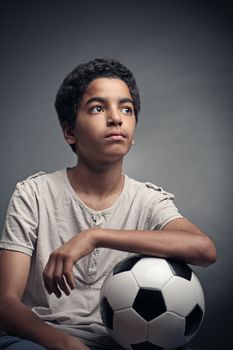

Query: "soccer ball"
<box><xmin>100</xmin><ymin>256</ymin><xmax>205</xmax><ymax>350</ymax></box>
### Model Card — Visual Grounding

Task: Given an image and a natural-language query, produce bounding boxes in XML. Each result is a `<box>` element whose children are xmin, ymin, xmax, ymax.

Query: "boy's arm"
<box><xmin>0</xmin><ymin>250</ymin><xmax>90</xmax><ymax>350</ymax></box>
<box><xmin>43</xmin><ymin>217</ymin><xmax>217</xmax><ymax>297</ymax></box>
<box><xmin>97</xmin><ymin>218</ymin><xmax>217</xmax><ymax>266</ymax></box>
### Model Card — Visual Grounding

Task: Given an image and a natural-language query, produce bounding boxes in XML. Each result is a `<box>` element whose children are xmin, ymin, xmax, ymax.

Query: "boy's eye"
<box><xmin>90</xmin><ymin>106</ymin><xmax>104</xmax><ymax>113</ymax></box>
<box><xmin>121</xmin><ymin>106</ymin><xmax>133</xmax><ymax>114</ymax></box>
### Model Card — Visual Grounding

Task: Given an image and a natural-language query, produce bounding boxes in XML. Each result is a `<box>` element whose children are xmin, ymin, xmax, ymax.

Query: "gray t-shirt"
<box><xmin>0</xmin><ymin>169</ymin><xmax>183</xmax><ymax>348</ymax></box>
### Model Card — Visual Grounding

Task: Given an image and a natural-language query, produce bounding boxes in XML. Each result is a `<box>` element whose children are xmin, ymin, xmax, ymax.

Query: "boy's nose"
<box><xmin>107</xmin><ymin>109</ymin><xmax>123</xmax><ymax>126</ymax></box>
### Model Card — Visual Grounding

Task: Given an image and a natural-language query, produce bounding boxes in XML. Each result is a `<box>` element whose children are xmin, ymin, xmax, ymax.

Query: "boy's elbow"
<box><xmin>200</xmin><ymin>236</ymin><xmax>217</xmax><ymax>267</ymax></box>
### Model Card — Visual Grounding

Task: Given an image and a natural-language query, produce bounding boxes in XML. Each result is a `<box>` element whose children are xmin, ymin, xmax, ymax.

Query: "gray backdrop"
<box><xmin>0</xmin><ymin>1</ymin><xmax>232</xmax><ymax>349</ymax></box>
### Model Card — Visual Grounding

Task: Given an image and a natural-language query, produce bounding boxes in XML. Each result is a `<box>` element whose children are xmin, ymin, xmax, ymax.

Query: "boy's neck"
<box><xmin>67</xmin><ymin>159</ymin><xmax>125</xmax><ymax>210</ymax></box>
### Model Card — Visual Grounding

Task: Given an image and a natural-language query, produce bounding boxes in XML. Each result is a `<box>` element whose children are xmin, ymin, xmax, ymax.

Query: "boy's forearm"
<box><xmin>93</xmin><ymin>227</ymin><xmax>215</xmax><ymax>267</ymax></box>
<box><xmin>0</xmin><ymin>297</ymin><xmax>90</xmax><ymax>350</ymax></box>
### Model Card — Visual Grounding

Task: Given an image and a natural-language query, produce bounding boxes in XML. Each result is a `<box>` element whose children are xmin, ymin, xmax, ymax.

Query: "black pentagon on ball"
<box><xmin>185</xmin><ymin>304</ymin><xmax>203</xmax><ymax>336</ymax></box>
<box><xmin>113</xmin><ymin>256</ymin><xmax>141</xmax><ymax>275</ymax></box>
<box><xmin>133</xmin><ymin>288</ymin><xmax>166</xmax><ymax>321</ymax></box>
<box><xmin>166</xmin><ymin>258</ymin><xmax>192</xmax><ymax>281</ymax></box>
<box><xmin>100</xmin><ymin>297</ymin><xmax>114</xmax><ymax>330</ymax></box>
<box><xmin>131</xmin><ymin>341</ymin><xmax>163</xmax><ymax>350</ymax></box>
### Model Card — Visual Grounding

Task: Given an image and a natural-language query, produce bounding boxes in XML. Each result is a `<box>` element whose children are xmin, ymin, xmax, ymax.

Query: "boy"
<box><xmin>0</xmin><ymin>58</ymin><xmax>216</xmax><ymax>350</ymax></box>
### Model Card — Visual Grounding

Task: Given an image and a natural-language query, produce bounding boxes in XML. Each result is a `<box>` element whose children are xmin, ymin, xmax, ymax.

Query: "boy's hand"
<box><xmin>43</xmin><ymin>229</ymin><xmax>98</xmax><ymax>298</ymax></box>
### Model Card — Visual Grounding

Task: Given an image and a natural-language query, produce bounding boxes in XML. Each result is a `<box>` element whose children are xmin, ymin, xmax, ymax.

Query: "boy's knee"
<box><xmin>0</xmin><ymin>336</ymin><xmax>47</xmax><ymax>350</ymax></box>
<box><xmin>18</xmin><ymin>340</ymin><xmax>47</xmax><ymax>350</ymax></box>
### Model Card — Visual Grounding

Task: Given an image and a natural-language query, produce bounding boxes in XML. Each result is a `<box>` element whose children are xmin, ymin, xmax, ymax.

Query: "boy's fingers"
<box><xmin>55</xmin><ymin>275</ymin><xmax>70</xmax><ymax>296</ymax></box>
<box><xmin>54</xmin><ymin>257</ymin><xmax>71</xmax><ymax>296</ymax></box>
<box><xmin>43</xmin><ymin>250</ymin><xmax>76</xmax><ymax>297</ymax></box>
<box><xmin>43</xmin><ymin>254</ymin><xmax>62</xmax><ymax>298</ymax></box>
<box><xmin>43</xmin><ymin>254</ymin><xmax>56</xmax><ymax>294</ymax></box>
<box><xmin>63</xmin><ymin>257</ymin><xmax>76</xmax><ymax>291</ymax></box>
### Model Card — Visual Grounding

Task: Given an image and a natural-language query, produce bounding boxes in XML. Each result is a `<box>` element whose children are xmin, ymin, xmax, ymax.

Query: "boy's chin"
<box><xmin>105</xmin><ymin>148</ymin><xmax>131</xmax><ymax>160</ymax></box>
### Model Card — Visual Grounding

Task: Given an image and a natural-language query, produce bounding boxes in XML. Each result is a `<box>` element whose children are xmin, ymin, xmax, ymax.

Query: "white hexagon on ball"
<box><xmin>148</xmin><ymin>311</ymin><xmax>186</xmax><ymax>349</ymax></box>
<box><xmin>104</xmin><ymin>271</ymin><xmax>139</xmax><ymax>311</ymax></box>
<box><xmin>162</xmin><ymin>276</ymin><xmax>204</xmax><ymax>317</ymax></box>
<box><xmin>131</xmin><ymin>257</ymin><xmax>174</xmax><ymax>289</ymax></box>
<box><xmin>162</xmin><ymin>275</ymin><xmax>199</xmax><ymax>317</ymax></box>
<box><xmin>112</xmin><ymin>308</ymin><xmax>147</xmax><ymax>349</ymax></box>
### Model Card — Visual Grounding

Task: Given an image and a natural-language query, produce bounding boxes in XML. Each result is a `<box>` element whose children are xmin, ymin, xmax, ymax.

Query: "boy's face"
<box><xmin>64</xmin><ymin>78</ymin><xmax>136</xmax><ymax>165</ymax></box>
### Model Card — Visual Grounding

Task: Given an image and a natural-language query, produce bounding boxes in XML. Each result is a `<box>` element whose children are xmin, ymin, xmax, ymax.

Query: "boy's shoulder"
<box><xmin>21</xmin><ymin>171</ymin><xmax>47</xmax><ymax>182</ymax></box>
<box><xmin>127</xmin><ymin>175</ymin><xmax>175</xmax><ymax>200</ymax></box>
<box><xmin>15</xmin><ymin>169</ymin><xmax>66</xmax><ymax>195</ymax></box>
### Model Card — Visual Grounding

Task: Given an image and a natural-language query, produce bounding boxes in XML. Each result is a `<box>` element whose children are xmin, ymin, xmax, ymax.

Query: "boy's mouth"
<box><xmin>105</xmin><ymin>131</ymin><xmax>127</xmax><ymax>140</ymax></box>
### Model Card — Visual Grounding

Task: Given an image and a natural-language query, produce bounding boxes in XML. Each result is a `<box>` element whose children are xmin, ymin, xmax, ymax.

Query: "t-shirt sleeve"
<box><xmin>145</xmin><ymin>183</ymin><xmax>184</xmax><ymax>230</ymax></box>
<box><xmin>0</xmin><ymin>181</ymin><xmax>38</xmax><ymax>256</ymax></box>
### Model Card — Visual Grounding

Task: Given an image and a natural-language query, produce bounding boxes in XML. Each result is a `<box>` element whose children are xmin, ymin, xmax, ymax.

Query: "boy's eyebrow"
<box><xmin>84</xmin><ymin>96</ymin><xmax>134</xmax><ymax>106</ymax></box>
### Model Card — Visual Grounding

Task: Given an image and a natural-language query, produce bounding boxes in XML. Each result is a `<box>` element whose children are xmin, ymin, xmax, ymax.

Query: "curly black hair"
<box><xmin>55</xmin><ymin>58</ymin><xmax>141</xmax><ymax>153</ymax></box>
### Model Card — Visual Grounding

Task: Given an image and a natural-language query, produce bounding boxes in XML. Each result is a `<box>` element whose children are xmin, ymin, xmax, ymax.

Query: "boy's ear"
<box><xmin>62</xmin><ymin>122</ymin><xmax>76</xmax><ymax>146</ymax></box>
